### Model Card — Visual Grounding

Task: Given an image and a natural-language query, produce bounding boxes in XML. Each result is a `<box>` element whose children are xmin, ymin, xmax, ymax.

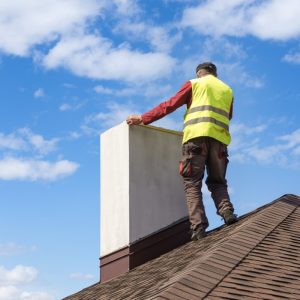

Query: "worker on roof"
<box><xmin>126</xmin><ymin>62</ymin><xmax>237</xmax><ymax>241</ymax></box>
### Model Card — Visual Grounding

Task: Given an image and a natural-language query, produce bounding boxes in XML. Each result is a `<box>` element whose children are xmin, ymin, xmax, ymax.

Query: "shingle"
<box><xmin>63</xmin><ymin>194</ymin><xmax>300</xmax><ymax>300</ymax></box>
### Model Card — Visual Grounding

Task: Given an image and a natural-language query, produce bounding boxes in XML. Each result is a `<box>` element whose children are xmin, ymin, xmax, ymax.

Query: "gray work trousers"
<box><xmin>180</xmin><ymin>137</ymin><xmax>234</xmax><ymax>230</ymax></box>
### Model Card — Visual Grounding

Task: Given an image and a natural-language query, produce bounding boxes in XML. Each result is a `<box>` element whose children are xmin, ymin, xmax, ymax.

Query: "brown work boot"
<box><xmin>191</xmin><ymin>225</ymin><xmax>206</xmax><ymax>241</ymax></box>
<box><xmin>222</xmin><ymin>210</ymin><xmax>238</xmax><ymax>225</ymax></box>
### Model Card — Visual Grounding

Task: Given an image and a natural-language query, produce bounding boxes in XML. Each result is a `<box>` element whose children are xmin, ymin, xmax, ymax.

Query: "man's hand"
<box><xmin>126</xmin><ymin>115</ymin><xmax>143</xmax><ymax>125</ymax></box>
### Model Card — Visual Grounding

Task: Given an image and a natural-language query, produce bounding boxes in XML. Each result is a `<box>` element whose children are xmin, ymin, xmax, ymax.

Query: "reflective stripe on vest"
<box><xmin>186</xmin><ymin>105</ymin><xmax>230</xmax><ymax>119</ymax></box>
<box><xmin>183</xmin><ymin>75</ymin><xmax>233</xmax><ymax>145</ymax></box>
<box><xmin>183</xmin><ymin>116</ymin><xmax>229</xmax><ymax>131</ymax></box>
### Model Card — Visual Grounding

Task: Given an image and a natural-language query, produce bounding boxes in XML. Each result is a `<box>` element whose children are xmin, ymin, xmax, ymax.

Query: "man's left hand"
<box><xmin>126</xmin><ymin>115</ymin><xmax>143</xmax><ymax>125</ymax></box>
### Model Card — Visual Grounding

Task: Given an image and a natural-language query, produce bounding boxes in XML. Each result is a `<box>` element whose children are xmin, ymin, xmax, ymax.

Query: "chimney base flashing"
<box><xmin>100</xmin><ymin>217</ymin><xmax>190</xmax><ymax>283</ymax></box>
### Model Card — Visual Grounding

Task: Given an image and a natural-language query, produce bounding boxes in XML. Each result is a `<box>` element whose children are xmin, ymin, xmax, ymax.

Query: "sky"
<box><xmin>1</xmin><ymin>0</ymin><xmax>300</xmax><ymax>299</ymax></box>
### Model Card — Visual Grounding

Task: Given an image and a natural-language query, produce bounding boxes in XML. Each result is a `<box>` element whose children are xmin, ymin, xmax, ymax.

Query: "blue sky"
<box><xmin>1</xmin><ymin>0</ymin><xmax>300</xmax><ymax>299</ymax></box>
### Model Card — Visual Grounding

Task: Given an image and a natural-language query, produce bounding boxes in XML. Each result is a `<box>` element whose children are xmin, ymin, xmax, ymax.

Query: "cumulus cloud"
<box><xmin>94</xmin><ymin>83</ymin><xmax>173</xmax><ymax>98</ymax></box>
<box><xmin>277</xmin><ymin>129</ymin><xmax>300</xmax><ymax>148</ymax></box>
<box><xmin>110</xmin><ymin>0</ymin><xmax>141</xmax><ymax>16</ymax></box>
<box><xmin>0</xmin><ymin>286</ymin><xmax>54</xmax><ymax>300</ymax></box>
<box><xmin>283</xmin><ymin>52</ymin><xmax>300</xmax><ymax>64</ymax></box>
<box><xmin>41</xmin><ymin>33</ymin><xmax>176</xmax><ymax>82</ymax></box>
<box><xmin>83</xmin><ymin>100</ymin><xmax>183</xmax><ymax>134</ymax></box>
<box><xmin>229</xmin><ymin>123</ymin><xmax>300</xmax><ymax>168</ymax></box>
<box><xmin>83</xmin><ymin>101</ymin><xmax>139</xmax><ymax>132</ymax></box>
<box><xmin>0</xmin><ymin>157</ymin><xmax>79</xmax><ymax>181</ymax></box>
<box><xmin>0</xmin><ymin>0</ymin><xmax>104</xmax><ymax>56</ymax></box>
<box><xmin>0</xmin><ymin>0</ymin><xmax>177</xmax><ymax>83</ymax></box>
<box><xmin>0</xmin><ymin>265</ymin><xmax>37</xmax><ymax>286</ymax></box>
<box><xmin>0</xmin><ymin>128</ymin><xmax>79</xmax><ymax>181</ymax></box>
<box><xmin>0</xmin><ymin>285</ymin><xmax>19</xmax><ymax>300</ymax></box>
<box><xmin>216</xmin><ymin>62</ymin><xmax>264</xmax><ymax>89</ymax></box>
<box><xmin>179</xmin><ymin>38</ymin><xmax>263</xmax><ymax>89</ymax></box>
<box><xmin>18</xmin><ymin>128</ymin><xmax>58</xmax><ymax>156</ymax></box>
<box><xmin>0</xmin><ymin>265</ymin><xmax>54</xmax><ymax>300</ymax></box>
<box><xmin>0</xmin><ymin>128</ymin><xmax>58</xmax><ymax>155</ymax></box>
<box><xmin>181</xmin><ymin>0</ymin><xmax>300</xmax><ymax>40</ymax></box>
<box><xmin>0</xmin><ymin>133</ymin><xmax>25</xmax><ymax>151</ymax></box>
<box><xmin>114</xmin><ymin>20</ymin><xmax>181</xmax><ymax>54</ymax></box>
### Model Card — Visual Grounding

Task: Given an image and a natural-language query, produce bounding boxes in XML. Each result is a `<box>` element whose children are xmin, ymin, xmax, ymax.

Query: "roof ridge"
<box><xmin>155</xmin><ymin>194</ymin><xmax>300</xmax><ymax>300</ymax></box>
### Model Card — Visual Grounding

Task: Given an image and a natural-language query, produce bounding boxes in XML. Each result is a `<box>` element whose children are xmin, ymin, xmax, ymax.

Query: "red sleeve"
<box><xmin>141</xmin><ymin>81</ymin><xmax>192</xmax><ymax>125</ymax></box>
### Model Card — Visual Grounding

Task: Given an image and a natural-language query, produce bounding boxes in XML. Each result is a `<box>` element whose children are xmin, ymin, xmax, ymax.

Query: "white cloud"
<box><xmin>18</xmin><ymin>128</ymin><xmax>58</xmax><ymax>156</ymax></box>
<box><xmin>201</xmin><ymin>38</ymin><xmax>248</xmax><ymax>61</ymax></box>
<box><xmin>20</xmin><ymin>291</ymin><xmax>54</xmax><ymax>300</ymax></box>
<box><xmin>179</xmin><ymin>38</ymin><xmax>263</xmax><ymax>89</ymax></box>
<box><xmin>41</xmin><ymin>33</ymin><xmax>176</xmax><ymax>82</ymax></box>
<box><xmin>0</xmin><ymin>243</ymin><xmax>37</xmax><ymax>256</ymax></box>
<box><xmin>0</xmin><ymin>265</ymin><xmax>37</xmax><ymax>286</ymax></box>
<box><xmin>229</xmin><ymin>123</ymin><xmax>300</xmax><ymax>168</ymax></box>
<box><xmin>0</xmin><ymin>0</ymin><xmax>104</xmax><ymax>56</ymax></box>
<box><xmin>151</xmin><ymin>116</ymin><xmax>183</xmax><ymax>132</ymax></box>
<box><xmin>84</xmin><ymin>101</ymin><xmax>139</xmax><ymax>132</ymax></box>
<box><xmin>0</xmin><ymin>129</ymin><xmax>79</xmax><ymax>181</ymax></box>
<box><xmin>218</xmin><ymin>62</ymin><xmax>264</xmax><ymax>89</ymax></box>
<box><xmin>0</xmin><ymin>128</ymin><xmax>58</xmax><ymax>155</ymax></box>
<box><xmin>229</xmin><ymin>122</ymin><xmax>267</xmax><ymax>161</ymax></box>
<box><xmin>70</xmin><ymin>272</ymin><xmax>95</xmax><ymax>280</ymax></box>
<box><xmin>59</xmin><ymin>102</ymin><xmax>84</xmax><ymax>112</ymax></box>
<box><xmin>67</xmin><ymin>131</ymin><xmax>82</xmax><ymax>140</ymax></box>
<box><xmin>181</xmin><ymin>0</ymin><xmax>300</xmax><ymax>40</ymax></box>
<box><xmin>33</xmin><ymin>88</ymin><xmax>45</xmax><ymax>98</ymax></box>
<box><xmin>0</xmin><ymin>286</ymin><xmax>54</xmax><ymax>300</ymax></box>
<box><xmin>110</xmin><ymin>0</ymin><xmax>140</xmax><ymax>16</ymax></box>
<box><xmin>0</xmin><ymin>157</ymin><xmax>79</xmax><ymax>181</ymax></box>
<box><xmin>114</xmin><ymin>20</ymin><xmax>181</xmax><ymax>53</ymax></box>
<box><xmin>0</xmin><ymin>0</ymin><xmax>177</xmax><ymax>82</ymax></box>
<box><xmin>283</xmin><ymin>52</ymin><xmax>300</xmax><ymax>64</ymax></box>
<box><xmin>0</xmin><ymin>285</ymin><xmax>19</xmax><ymax>300</ymax></box>
<box><xmin>230</xmin><ymin>123</ymin><xmax>267</xmax><ymax>136</ymax></box>
<box><xmin>0</xmin><ymin>133</ymin><xmax>26</xmax><ymax>151</ymax></box>
<box><xmin>83</xmin><ymin>99</ymin><xmax>183</xmax><ymax>134</ymax></box>
<box><xmin>0</xmin><ymin>266</ymin><xmax>54</xmax><ymax>300</ymax></box>
<box><xmin>94</xmin><ymin>85</ymin><xmax>114</xmax><ymax>95</ymax></box>
<box><xmin>59</xmin><ymin>103</ymin><xmax>72</xmax><ymax>111</ymax></box>
<box><xmin>94</xmin><ymin>83</ymin><xmax>173</xmax><ymax>98</ymax></box>
<box><xmin>277</xmin><ymin>129</ymin><xmax>300</xmax><ymax>149</ymax></box>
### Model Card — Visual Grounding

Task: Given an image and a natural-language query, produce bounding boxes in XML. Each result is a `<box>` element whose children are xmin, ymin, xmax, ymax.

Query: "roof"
<box><xmin>63</xmin><ymin>194</ymin><xmax>300</xmax><ymax>300</ymax></box>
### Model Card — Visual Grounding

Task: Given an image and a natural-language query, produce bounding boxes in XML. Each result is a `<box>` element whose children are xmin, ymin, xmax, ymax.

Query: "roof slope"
<box><xmin>64</xmin><ymin>194</ymin><xmax>300</xmax><ymax>300</ymax></box>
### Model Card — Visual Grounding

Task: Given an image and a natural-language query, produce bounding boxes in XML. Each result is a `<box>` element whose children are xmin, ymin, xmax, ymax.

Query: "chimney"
<box><xmin>100</xmin><ymin>122</ymin><xmax>190</xmax><ymax>282</ymax></box>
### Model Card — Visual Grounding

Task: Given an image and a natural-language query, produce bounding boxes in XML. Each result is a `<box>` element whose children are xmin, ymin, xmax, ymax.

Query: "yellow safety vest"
<box><xmin>183</xmin><ymin>75</ymin><xmax>233</xmax><ymax>145</ymax></box>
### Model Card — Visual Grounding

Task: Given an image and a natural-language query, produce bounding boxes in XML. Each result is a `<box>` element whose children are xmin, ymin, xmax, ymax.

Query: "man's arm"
<box><xmin>126</xmin><ymin>81</ymin><xmax>192</xmax><ymax>125</ymax></box>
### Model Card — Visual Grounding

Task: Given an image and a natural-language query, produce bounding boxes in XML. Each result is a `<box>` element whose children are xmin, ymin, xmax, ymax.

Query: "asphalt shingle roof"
<box><xmin>63</xmin><ymin>194</ymin><xmax>300</xmax><ymax>300</ymax></box>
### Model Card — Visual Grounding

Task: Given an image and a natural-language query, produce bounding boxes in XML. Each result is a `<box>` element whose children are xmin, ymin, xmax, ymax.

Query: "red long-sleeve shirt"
<box><xmin>141</xmin><ymin>81</ymin><xmax>233</xmax><ymax>125</ymax></box>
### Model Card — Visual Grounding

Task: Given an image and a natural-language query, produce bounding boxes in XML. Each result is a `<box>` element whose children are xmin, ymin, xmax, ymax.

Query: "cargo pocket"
<box><xmin>179</xmin><ymin>156</ymin><xmax>193</xmax><ymax>177</ymax></box>
<box><xmin>218</xmin><ymin>144</ymin><xmax>228</xmax><ymax>160</ymax></box>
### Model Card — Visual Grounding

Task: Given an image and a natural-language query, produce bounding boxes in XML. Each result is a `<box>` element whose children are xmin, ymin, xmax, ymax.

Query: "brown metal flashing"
<box><xmin>100</xmin><ymin>217</ymin><xmax>190</xmax><ymax>283</ymax></box>
<box><xmin>100</xmin><ymin>247</ymin><xmax>130</xmax><ymax>283</ymax></box>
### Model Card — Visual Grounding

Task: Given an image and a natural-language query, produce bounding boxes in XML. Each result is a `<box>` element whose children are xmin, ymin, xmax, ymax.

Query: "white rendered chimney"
<box><xmin>100</xmin><ymin>122</ymin><xmax>189</xmax><ymax>282</ymax></box>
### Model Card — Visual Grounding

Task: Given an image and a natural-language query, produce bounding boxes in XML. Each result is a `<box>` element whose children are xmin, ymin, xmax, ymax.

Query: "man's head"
<box><xmin>196</xmin><ymin>62</ymin><xmax>217</xmax><ymax>78</ymax></box>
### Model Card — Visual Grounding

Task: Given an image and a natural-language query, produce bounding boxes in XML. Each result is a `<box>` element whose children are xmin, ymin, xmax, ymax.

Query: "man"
<box><xmin>126</xmin><ymin>62</ymin><xmax>237</xmax><ymax>241</ymax></box>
